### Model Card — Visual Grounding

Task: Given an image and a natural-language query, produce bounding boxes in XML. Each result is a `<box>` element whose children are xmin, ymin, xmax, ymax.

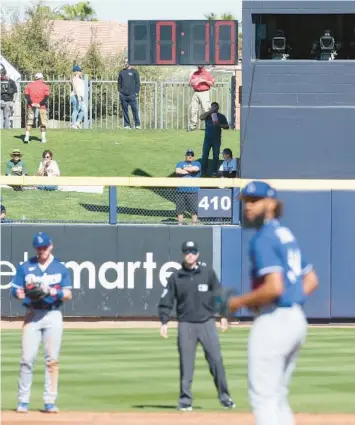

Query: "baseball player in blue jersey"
<box><xmin>226</xmin><ymin>181</ymin><xmax>319</xmax><ymax>425</ymax></box>
<box><xmin>11</xmin><ymin>232</ymin><xmax>72</xmax><ymax>414</ymax></box>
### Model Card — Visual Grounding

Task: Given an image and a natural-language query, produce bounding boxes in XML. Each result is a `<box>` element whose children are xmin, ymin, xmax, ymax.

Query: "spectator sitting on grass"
<box><xmin>218</xmin><ymin>148</ymin><xmax>239</xmax><ymax>178</ymax></box>
<box><xmin>5</xmin><ymin>149</ymin><xmax>28</xmax><ymax>191</ymax></box>
<box><xmin>36</xmin><ymin>150</ymin><xmax>60</xmax><ymax>191</ymax></box>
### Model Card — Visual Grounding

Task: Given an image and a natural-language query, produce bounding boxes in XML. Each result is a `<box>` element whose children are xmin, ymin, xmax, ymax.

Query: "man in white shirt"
<box><xmin>218</xmin><ymin>148</ymin><xmax>239</xmax><ymax>178</ymax></box>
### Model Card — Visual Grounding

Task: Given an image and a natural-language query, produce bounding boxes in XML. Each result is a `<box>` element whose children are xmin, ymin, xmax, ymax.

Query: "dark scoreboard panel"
<box><xmin>128</xmin><ymin>20</ymin><xmax>238</xmax><ymax>66</ymax></box>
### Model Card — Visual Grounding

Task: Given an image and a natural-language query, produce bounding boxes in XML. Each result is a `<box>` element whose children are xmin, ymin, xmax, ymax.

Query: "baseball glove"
<box><xmin>25</xmin><ymin>279</ymin><xmax>49</xmax><ymax>301</ymax></box>
<box><xmin>213</xmin><ymin>287</ymin><xmax>239</xmax><ymax>317</ymax></box>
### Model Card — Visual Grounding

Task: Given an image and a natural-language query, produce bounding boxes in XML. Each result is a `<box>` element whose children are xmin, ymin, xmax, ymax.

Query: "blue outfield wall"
<box><xmin>220</xmin><ymin>190</ymin><xmax>355</xmax><ymax>320</ymax></box>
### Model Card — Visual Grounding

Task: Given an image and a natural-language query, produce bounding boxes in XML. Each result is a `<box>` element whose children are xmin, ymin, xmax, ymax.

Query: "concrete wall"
<box><xmin>241</xmin><ymin>0</ymin><xmax>355</xmax><ymax>178</ymax></box>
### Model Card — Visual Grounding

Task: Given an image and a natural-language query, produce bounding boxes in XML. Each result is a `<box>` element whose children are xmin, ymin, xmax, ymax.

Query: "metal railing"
<box><xmin>16</xmin><ymin>74</ymin><xmax>233</xmax><ymax>130</ymax></box>
<box><xmin>0</xmin><ymin>185</ymin><xmax>234</xmax><ymax>225</ymax></box>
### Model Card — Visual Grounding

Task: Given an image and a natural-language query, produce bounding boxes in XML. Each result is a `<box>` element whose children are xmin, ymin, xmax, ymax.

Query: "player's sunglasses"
<box><xmin>44</xmin><ymin>156</ymin><xmax>51</xmax><ymax>158</ymax></box>
<box><xmin>183</xmin><ymin>248</ymin><xmax>198</xmax><ymax>255</ymax></box>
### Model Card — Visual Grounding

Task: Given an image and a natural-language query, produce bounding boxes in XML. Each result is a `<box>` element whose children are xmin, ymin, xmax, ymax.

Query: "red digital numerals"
<box><xmin>156</xmin><ymin>21</ymin><xmax>177</xmax><ymax>65</ymax></box>
<box><xmin>215</xmin><ymin>21</ymin><xmax>236</xmax><ymax>65</ymax></box>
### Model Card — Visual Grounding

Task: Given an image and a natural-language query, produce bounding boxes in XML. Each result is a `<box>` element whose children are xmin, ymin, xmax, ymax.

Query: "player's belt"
<box><xmin>27</xmin><ymin>303</ymin><xmax>59</xmax><ymax>311</ymax></box>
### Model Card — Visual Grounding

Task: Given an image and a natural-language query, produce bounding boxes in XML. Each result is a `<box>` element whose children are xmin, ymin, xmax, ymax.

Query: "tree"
<box><xmin>204</xmin><ymin>12</ymin><xmax>235</xmax><ymax>21</ymax></box>
<box><xmin>59</xmin><ymin>1</ymin><xmax>98</xmax><ymax>21</ymax></box>
<box><xmin>1</xmin><ymin>3</ymin><xmax>72</xmax><ymax>77</ymax></box>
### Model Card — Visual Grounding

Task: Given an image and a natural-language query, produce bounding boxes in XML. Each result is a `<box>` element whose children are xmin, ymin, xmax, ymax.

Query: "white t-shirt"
<box><xmin>38</xmin><ymin>160</ymin><xmax>60</xmax><ymax>177</ymax></box>
<box><xmin>219</xmin><ymin>158</ymin><xmax>238</xmax><ymax>175</ymax></box>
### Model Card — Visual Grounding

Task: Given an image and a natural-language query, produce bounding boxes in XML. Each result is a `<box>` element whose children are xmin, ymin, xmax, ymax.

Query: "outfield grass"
<box><xmin>1</xmin><ymin>129</ymin><xmax>239</xmax><ymax>223</ymax></box>
<box><xmin>1</xmin><ymin>327</ymin><xmax>354</xmax><ymax>413</ymax></box>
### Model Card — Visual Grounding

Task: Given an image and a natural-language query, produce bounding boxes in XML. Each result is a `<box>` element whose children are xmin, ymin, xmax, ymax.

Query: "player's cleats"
<box><xmin>16</xmin><ymin>402</ymin><xmax>29</xmax><ymax>413</ymax></box>
<box><xmin>221</xmin><ymin>399</ymin><xmax>236</xmax><ymax>409</ymax></box>
<box><xmin>177</xmin><ymin>404</ymin><xmax>192</xmax><ymax>411</ymax></box>
<box><xmin>44</xmin><ymin>403</ymin><xmax>59</xmax><ymax>413</ymax></box>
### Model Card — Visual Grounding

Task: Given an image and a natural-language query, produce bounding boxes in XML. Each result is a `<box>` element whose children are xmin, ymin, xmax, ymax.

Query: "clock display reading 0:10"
<box><xmin>128</xmin><ymin>20</ymin><xmax>238</xmax><ymax>66</ymax></box>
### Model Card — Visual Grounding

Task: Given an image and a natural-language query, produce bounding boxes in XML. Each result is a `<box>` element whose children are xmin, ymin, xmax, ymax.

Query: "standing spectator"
<box><xmin>70</xmin><ymin>65</ymin><xmax>85</xmax><ymax>129</ymax></box>
<box><xmin>36</xmin><ymin>150</ymin><xmax>60</xmax><ymax>191</ymax></box>
<box><xmin>175</xmin><ymin>149</ymin><xmax>201</xmax><ymax>225</ymax></box>
<box><xmin>24</xmin><ymin>72</ymin><xmax>50</xmax><ymax>144</ymax></box>
<box><xmin>200</xmin><ymin>102</ymin><xmax>229</xmax><ymax>177</ymax></box>
<box><xmin>5</xmin><ymin>149</ymin><xmax>28</xmax><ymax>191</ymax></box>
<box><xmin>0</xmin><ymin>65</ymin><xmax>17</xmax><ymax>129</ymax></box>
<box><xmin>0</xmin><ymin>201</ymin><xmax>6</xmax><ymax>222</ymax></box>
<box><xmin>118</xmin><ymin>58</ymin><xmax>141</xmax><ymax>129</ymax></box>
<box><xmin>218</xmin><ymin>148</ymin><xmax>240</xmax><ymax>178</ymax></box>
<box><xmin>188</xmin><ymin>65</ymin><xmax>214</xmax><ymax>131</ymax></box>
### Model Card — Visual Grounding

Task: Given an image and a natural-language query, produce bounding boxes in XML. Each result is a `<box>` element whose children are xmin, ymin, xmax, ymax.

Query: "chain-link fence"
<box><xmin>1</xmin><ymin>185</ymin><xmax>235</xmax><ymax>225</ymax></box>
<box><xmin>15</xmin><ymin>73</ymin><xmax>233</xmax><ymax>130</ymax></box>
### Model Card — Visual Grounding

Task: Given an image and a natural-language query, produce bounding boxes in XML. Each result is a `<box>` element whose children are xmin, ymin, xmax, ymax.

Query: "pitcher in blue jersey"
<box><xmin>11</xmin><ymin>232</ymin><xmax>73</xmax><ymax>414</ymax></box>
<box><xmin>227</xmin><ymin>181</ymin><xmax>319</xmax><ymax>425</ymax></box>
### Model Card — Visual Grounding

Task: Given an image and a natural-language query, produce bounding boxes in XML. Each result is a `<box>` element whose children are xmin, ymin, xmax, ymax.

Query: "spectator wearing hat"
<box><xmin>36</xmin><ymin>150</ymin><xmax>60</xmax><ymax>191</ymax></box>
<box><xmin>24</xmin><ymin>73</ymin><xmax>50</xmax><ymax>143</ymax></box>
<box><xmin>70</xmin><ymin>65</ymin><xmax>85</xmax><ymax>129</ymax></box>
<box><xmin>200</xmin><ymin>102</ymin><xmax>229</xmax><ymax>177</ymax></box>
<box><xmin>5</xmin><ymin>149</ymin><xmax>28</xmax><ymax>191</ymax></box>
<box><xmin>218</xmin><ymin>148</ymin><xmax>240</xmax><ymax>178</ymax></box>
<box><xmin>188</xmin><ymin>65</ymin><xmax>214</xmax><ymax>131</ymax></box>
<box><xmin>175</xmin><ymin>149</ymin><xmax>201</xmax><ymax>225</ymax></box>
<box><xmin>0</xmin><ymin>65</ymin><xmax>18</xmax><ymax>129</ymax></box>
<box><xmin>118</xmin><ymin>58</ymin><xmax>141</xmax><ymax>129</ymax></box>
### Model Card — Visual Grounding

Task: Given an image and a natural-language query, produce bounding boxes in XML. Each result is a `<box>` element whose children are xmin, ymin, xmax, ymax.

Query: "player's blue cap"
<box><xmin>240</xmin><ymin>181</ymin><xmax>277</xmax><ymax>199</ymax></box>
<box><xmin>33</xmin><ymin>232</ymin><xmax>52</xmax><ymax>248</ymax></box>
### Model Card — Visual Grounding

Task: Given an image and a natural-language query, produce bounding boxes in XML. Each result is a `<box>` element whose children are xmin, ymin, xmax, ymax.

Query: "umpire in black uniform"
<box><xmin>158</xmin><ymin>240</ymin><xmax>236</xmax><ymax>411</ymax></box>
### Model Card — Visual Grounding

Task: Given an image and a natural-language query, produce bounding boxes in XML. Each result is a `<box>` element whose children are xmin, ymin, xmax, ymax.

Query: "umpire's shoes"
<box><xmin>177</xmin><ymin>404</ymin><xmax>193</xmax><ymax>412</ymax></box>
<box><xmin>16</xmin><ymin>402</ymin><xmax>29</xmax><ymax>413</ymax></box>
<box><xmin>44</xmin><ymin>403</ymin><xmax>60</xmax><ymax>413</ymax></box>
<box><xmin>221</xmin><ymin>399</ymin><xmax>236</xmax><ymax>409</ymax></box>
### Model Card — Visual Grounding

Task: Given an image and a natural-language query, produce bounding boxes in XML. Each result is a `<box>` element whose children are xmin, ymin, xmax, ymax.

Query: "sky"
<box><xmin>3</xmin><ymin>0</ymin><xmax>242</xmax><ymax>23</ymax></box>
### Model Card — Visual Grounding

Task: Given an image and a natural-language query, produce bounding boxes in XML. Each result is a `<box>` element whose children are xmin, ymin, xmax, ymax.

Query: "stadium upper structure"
<box><xmin>128</xmin><ymin>20</ymin><xmax>239</xmax><ymax>66</ymax></box>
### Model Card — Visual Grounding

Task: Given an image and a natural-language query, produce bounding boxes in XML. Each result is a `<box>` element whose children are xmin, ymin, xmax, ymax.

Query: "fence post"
<box><xmin>154</xmin><ymin>82</ymin><xmax>158</xmax><ymax>129</ymax></box>
<box><xmin>84</xmin><ymin>75</ymin><xmax>89</xmax><ymax>129</ymax></box>
<box><xmin>109</xmin><ymin>186</ymin><xmax>117</xmax><ymax>224</ymax></box>
<box><xmin>232</xmin><ymin>188</ymin><xmax>241</xmax><ymax>225</ymax></box>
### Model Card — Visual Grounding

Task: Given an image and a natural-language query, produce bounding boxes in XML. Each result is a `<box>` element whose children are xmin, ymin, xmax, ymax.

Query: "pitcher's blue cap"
<box><xmin>73</xmin><ymin>65</ymin><xmax>82</xmax><ymax>72</ymax></box>
<box><xmin>33</xmin><ymin>232</ymin><xmax>52</xmax><ymax>248</ymax></box>
<box><xmin>240</xmin><ymin>181</ymin><xmax>277</xmax><ymax>199</ymax></box>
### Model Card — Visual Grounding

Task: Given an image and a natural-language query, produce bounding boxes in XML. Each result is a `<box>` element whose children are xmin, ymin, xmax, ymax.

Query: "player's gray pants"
<box><xmin>18</xmin><ymin>309</ymin><xmax>63</xmax><ymax>404</ymax></box>
<box><xmin>178</xmin><ymin>318</ymin><xmax>231</xmax><ymax>406</ymax></box>
<box><xmin>248</xmin><ymin>304</ymin><xmax>307</xmax><ymax>425</ymax></box>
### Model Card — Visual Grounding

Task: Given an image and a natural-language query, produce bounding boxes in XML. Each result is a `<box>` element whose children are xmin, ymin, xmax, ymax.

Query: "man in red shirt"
<box><xmin>188</xmin><ymin>66</ymin><xmax>214</xmax><ymax>131</ymax></box>
<box><xmin>24</xmin><ymin>73</ymin><xmax>50</xmax><ymax>143</ymax></box>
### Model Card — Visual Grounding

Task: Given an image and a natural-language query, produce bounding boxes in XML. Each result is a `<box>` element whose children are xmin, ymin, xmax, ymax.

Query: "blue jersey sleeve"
<box><xmin>11</xmin><ymin>265</ymin><xmax>26</xmax><ymax>289</ymax></box>
<box><xmin>176</xmin><ymin>161</ymin><xmax>184</xmax><ymax>168</ymax></box>
<box><xmin>301</xmin><ymin>255</ymin><xmax>313</xmax><ymax>276</ymax></box>
<box><xmin>253</xmin><ymin>236</ymin><xmax>283</xmax><ymax>277</ymax></box>
<box><xmin>61</xmin><ymin>267</ymin><xmax>73</xmax><ymax>289</ymax></box>
<box><xmin>194</xmin><ymin>161</ymin><xmax>201</xmax><ymax>170</ymax></box>
<box><xmin>11</xmin><ymin>265</ymin><xmax>25</xmax><ymax>298</ymax></box>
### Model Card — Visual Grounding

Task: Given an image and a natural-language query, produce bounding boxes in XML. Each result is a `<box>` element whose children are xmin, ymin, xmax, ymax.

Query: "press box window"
<box><xmin>253</xmin><ymin>14</ymin><xmax>355</xmax><ymax>60</ymax></box>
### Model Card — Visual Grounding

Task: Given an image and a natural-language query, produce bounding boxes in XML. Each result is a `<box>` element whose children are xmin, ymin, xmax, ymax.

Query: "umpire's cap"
<box><xmin>240</xmin><ymin>180</ymin><xmax>277</xmax><ymax>200</ymax></box>
<box><xmin>33</xmin><ymin>232</ymin><xmax>52</xmax><ymax>248</ymax></box>
<box><xmin>181</xmin><ymin>240</ymin><xmax>199</xmax><ymax>253</ymax></box>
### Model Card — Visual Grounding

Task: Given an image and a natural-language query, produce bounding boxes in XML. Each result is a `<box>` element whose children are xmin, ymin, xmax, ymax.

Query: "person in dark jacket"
<box><xmin>0</xmin><ymin>65</ymin><xmax>17</xmax><ymax>129</ymax></box>
<box><xmin>158</xmin><ymin>240</ymin><xmax>236</xmax><ymax>411</ymax></box>
<box><xmin>118</xmin><ymin>58</ymin><xmax>141</xmax><ymax>129</ymax></box>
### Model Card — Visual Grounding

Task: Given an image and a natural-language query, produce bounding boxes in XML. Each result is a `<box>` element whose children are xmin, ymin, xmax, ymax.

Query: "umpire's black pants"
<box><xmin>178</xmin><ymin>318</ymin><xmax>231</xmax><ymax>406</ymax></box>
